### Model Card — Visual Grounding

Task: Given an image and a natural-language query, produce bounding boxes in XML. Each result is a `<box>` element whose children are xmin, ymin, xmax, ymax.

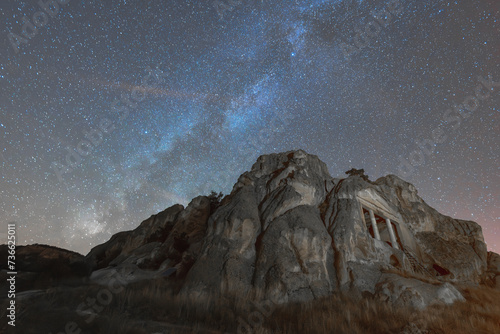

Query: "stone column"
<box><xmin>368</xmin><ymin>209</ymin><xmax>381</xmax><ymax>240</ymax></box>
<box><xmin>385</xmin><ymin>218</ymin><xmax>399</xmax><ymax>249</ymax></box>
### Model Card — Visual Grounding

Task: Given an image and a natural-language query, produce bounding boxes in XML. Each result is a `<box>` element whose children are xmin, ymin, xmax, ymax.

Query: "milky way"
<box><xmin>0</xmin><ymin>0</ymin><xmax>498</xmax><ymax>254</ymax></box>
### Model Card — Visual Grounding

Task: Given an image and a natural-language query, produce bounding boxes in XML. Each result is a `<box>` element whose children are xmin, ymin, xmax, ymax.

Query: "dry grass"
<box><xmin>2</xmin><ymin>278</ymin><xmax>499</xmax><ymax>334</ymax></box>
<box><xmin>268</xmin><ymin>285</ymin><xmax>500</xmax><ymax>334</ymax></box>
<box><xmin>420</xmin><ymin>285</ymin><xmax>500</xmax><ymax>334</ymax></box>
<box><xmin>268</xmin><ymin>293</ymin><xmax>409</xmax><ymax>334</ymax></box>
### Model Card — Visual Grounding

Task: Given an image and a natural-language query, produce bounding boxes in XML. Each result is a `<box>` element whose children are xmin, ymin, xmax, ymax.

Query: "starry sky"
<box><xmin>0</xmin><ymin>0</ymin><xmax>498</xmax><ymax>255</ymax></box>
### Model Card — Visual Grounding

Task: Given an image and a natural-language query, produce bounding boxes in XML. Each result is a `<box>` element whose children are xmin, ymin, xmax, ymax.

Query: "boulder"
<box><xmin>375</xmin><ymin>273</ymin><xmax>465</xmax><ymax>309</ymax></box>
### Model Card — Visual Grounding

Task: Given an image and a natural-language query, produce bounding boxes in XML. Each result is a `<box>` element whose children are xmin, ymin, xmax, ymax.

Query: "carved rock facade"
<box><xmin>84</xmin><ymin>150</ymin><xmax>496</xmax><ymax>308</ymax></box>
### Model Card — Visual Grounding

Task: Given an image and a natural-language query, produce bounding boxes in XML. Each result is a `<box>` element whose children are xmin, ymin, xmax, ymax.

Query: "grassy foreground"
<box><xmin>2</xmin><ymin>278</ymin><xmax>499</xmax><ymax>334</ymax></box>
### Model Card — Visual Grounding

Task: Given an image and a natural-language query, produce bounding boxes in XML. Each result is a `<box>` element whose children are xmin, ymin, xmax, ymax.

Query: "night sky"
<box><xmin>0</xmin><ymin>0</ymin><xmax>498</xmax><ymax>255</ymax></box>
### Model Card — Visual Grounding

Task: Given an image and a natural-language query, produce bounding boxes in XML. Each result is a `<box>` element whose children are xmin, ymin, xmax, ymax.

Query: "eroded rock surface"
<box><xmin>85</xmin><ymin>195</ymin><xmax>212</xmax><ymax>286</ymax></box>
<box><xmin>9</xmin><ymin>150</ymin><xmax>494</xmax><ymax>308</ymax></box>
<box><xmin>179</xmin><ymin>150</ymin><xmax>490</xmax><ymax>306</ymax></box>
<box><xmin>375</xmin><ymin>273</ymin><xmax>465</xmax><ymax>309</ymax></box>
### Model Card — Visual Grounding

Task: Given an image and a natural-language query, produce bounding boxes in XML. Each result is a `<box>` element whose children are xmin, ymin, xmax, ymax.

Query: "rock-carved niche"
<box><xmin>357</xmin><ymin>196</ymin><xmax>403</xmax><ymax>250</ymax></box>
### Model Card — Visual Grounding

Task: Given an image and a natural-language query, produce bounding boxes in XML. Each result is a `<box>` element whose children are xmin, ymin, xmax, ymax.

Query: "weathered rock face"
<box><xmin>182</xmin><ymin>151</ymin><xmax>336</xmax><ymax>302</ymax></box>
<box><xmin>85</xmin><ymin>204</ymin><xmax>184</xmax><ymax>270</ymax></box>
<box><xmin>180</xmin><ymin>150</ymin><xmax>491</xmax><ymax>307</ymax></box>
<box><xmin>84</xmin><ymin>195</ymin><xmax>212</xmax><ymax>285</ymax></box>
<box><xmin>64</xmin><ymin>149</ymin><xmax>494</xmax><ymax>308</ymax></box>
<box><xmin>252</xmin><ymin>205</ymin><xmax>336</xmax><ymax>303</ymax></box>
<box><xmin>375</xmin><ymin>274</ymin><xmax>465</xmax><ymax>309</ymax></box>
<box><xmin>374</xmin><ymin>175</ymin><xmax>488</xmax><ymax>283</ymax></box>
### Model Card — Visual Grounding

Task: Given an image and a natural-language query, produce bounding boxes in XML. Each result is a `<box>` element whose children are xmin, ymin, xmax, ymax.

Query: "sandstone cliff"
<box><xmin>80</xmin><ymin>150</ymin><xmax>497</xmax><ymax>309</ymax></box>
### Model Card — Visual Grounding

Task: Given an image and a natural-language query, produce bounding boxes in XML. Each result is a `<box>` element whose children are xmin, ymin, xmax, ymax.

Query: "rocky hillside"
<box><xmin>0</xmin><ymin>244</ymin><xmax>88</xmax><ymax>291</ymax></box>
<box><xmin>2</xmin><ymin>150</ymin><xmax>500</xmax><ymax>334</ymax></box>
<box><xmin>79</xmin><ymin>150</ymin><xmax>499</xmax><ymax>309</ymax></box>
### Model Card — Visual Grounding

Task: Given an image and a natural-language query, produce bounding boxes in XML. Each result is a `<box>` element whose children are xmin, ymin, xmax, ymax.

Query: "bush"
<box><xmin>207</xmin><ymin>190</ymin><xmax>223</xmax><ymax>213</ymax></box>
<box><xmin>345</xmin><ymin>168</ymin><xmax>369</xmax><ymax>181</ymax></box>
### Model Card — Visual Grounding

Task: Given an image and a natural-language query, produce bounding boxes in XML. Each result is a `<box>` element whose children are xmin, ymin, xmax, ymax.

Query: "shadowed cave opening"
<box><xmin>433</xmin><ymin>264</ymin><xmax>451</xmax><ymax>276</ymax></box>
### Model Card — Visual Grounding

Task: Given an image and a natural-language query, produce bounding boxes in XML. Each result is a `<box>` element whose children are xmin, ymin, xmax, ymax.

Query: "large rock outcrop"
<box><xmin>85</xmin><ymin>195</ymin><xmax>213</xmax><ymax>285</ymax></box>
<box><xmin>75</xmin><ymin>149</ymin><xmax>495</xmax><ymax>308</ymax></box>
<box><xmin>178</xmin><ymin>150</ymin><xmax>491</xmax><ymax>307</ymax></box>
<box><xmin>183</xmin><ymin>151</ymin><xmax>336</xmax><ymax>302</ymax></box>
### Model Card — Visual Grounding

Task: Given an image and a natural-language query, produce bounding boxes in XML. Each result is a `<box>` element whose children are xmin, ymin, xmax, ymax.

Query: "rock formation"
<box><xmin>177</xmin><ymin>150</ymin><xmax>492</xmax><ymax>307</ymax></box>
<box><xmin>7</xmin><ymin>150</ymin><xmax>496</xmax><ymax>310</ymax></box>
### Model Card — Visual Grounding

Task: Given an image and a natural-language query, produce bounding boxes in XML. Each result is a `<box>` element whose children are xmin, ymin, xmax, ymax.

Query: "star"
<box><xmin>0</xmin><ymin>0</ymin><xmax>497</xmax><ymax>254</ymax></box>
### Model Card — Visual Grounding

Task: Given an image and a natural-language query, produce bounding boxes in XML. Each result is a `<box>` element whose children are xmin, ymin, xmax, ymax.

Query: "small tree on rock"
<box><xmin>207</xmin><ymin>190</ymin><xmax>223</xmax><ymax>213</ymax></box>
<box><xmin>345</xmin><ymin>168</ymin><xmax>369</xmax><ymax>181</ymax></box>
